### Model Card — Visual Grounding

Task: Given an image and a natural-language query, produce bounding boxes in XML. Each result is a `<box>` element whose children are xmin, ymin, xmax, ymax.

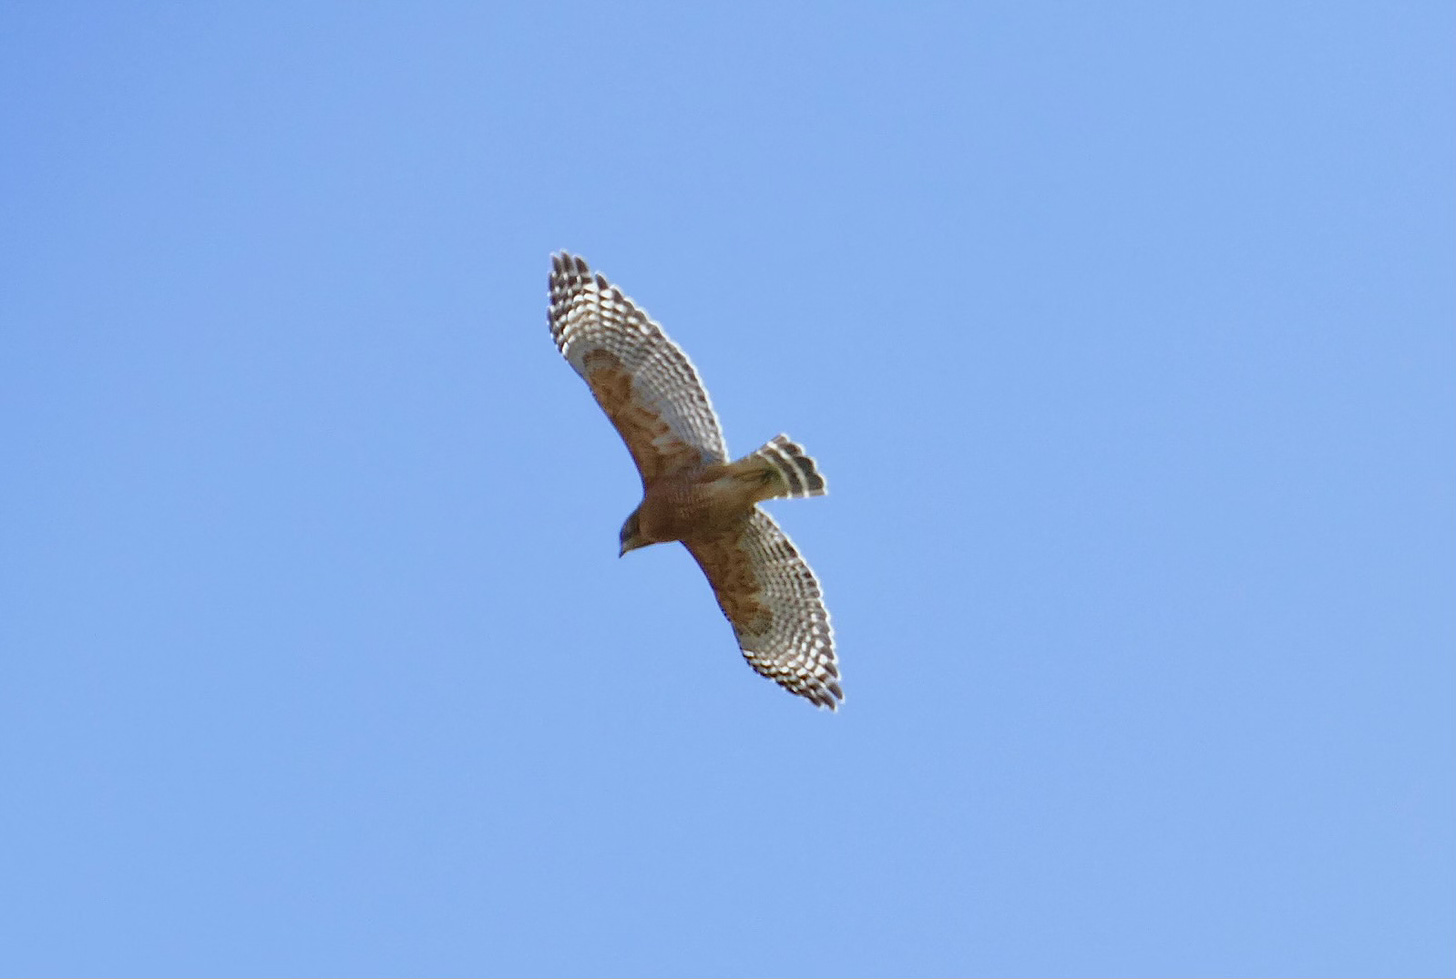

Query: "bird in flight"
<box><xmin>547</xmin><ymin>253</ymin><xmax>842</xmax><ymax>709</ymax></box>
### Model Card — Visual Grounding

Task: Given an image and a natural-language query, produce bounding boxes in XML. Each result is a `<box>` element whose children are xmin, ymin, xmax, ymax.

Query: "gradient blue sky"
<box><xmin>3</xmin><ymin>4</ymin><xmax>1453</xmax><ymax>976</ymax></box>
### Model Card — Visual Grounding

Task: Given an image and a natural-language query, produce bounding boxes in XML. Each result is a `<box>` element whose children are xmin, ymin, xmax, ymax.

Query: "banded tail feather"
<box><xmin>740</xmin><ymin>434</ymin><xmax>827</xmax><ymax>500</ymax></box>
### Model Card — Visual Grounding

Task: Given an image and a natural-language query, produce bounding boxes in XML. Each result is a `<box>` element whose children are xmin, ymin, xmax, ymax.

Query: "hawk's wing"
<box><xmin>684</xmin><ymin>509</ymin><xmax>841</xmax><ymax>710</ymax></box>
<box><xmin>548</xmin><ymin>253</ymin><xmax>729</xmax><ymax>484</ymax></box>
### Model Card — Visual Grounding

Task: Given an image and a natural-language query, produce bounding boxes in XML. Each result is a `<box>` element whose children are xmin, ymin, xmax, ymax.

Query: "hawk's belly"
<box><xmin>639</xmin><ymin>472</ymin><xmax>755</xmax><ymax>544</ymax></box>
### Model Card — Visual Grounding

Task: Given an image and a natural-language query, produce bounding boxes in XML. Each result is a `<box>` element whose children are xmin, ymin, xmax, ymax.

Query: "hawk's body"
<box><xmin>632</xmin><ymin>467</ymin><xmax>766</xmax><ymax>545</ymax></box>
<box><xmin>547</xmin><ymin>253</ymin><xmax>842</xmax><ymax>709</ymax></box>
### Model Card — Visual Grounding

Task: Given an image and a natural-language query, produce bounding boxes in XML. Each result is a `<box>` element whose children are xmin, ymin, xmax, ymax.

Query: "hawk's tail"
<box><xmin>733</xmin><ymin>434</ymin><xmax>827</xmax><ymax>501</ymax></box>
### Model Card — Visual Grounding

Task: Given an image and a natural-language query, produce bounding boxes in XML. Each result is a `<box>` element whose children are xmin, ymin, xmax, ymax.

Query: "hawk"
<box><xmin>547</xmin><ymin>253</ymin><xmax>842</xmax><ymax>709</ymax></box>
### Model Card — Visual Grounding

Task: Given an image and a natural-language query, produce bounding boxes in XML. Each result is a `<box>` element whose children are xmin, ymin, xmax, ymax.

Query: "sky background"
<box><xmin>2</xmin><ymin>3</ymin><xmax>1453</xmax><ymax>976</ymax></box>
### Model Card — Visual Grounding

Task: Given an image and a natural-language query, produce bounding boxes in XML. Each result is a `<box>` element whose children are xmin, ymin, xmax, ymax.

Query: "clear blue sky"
<box><xmin>3</xmin><ymin>4</ymin><xmax>1452</xmax><ymax>976</ymax></box>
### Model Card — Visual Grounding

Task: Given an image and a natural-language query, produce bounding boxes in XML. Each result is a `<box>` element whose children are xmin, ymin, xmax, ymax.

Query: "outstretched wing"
<box><xmin>684</xmin><ymin>509</ymin><xmax>841</xmax><ymax>710</ymax></box>
<box><xmin>548</xmin><ymin>252</ymin><xmax>729</xmax><ymax>484</ymax></box>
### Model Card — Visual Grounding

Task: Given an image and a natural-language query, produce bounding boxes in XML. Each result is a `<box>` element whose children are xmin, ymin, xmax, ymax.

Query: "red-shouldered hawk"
<box><xmin>547</xmin><ymin>253</ymin><xmax>842</xmax><ymax>710</ymax></box>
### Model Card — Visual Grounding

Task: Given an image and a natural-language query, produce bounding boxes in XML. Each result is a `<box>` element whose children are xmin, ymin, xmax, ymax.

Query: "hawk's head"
<box><xmin>619</xmin><ymin>508</ymin><xmax>647</xmax><ymax>557</ymax></box>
